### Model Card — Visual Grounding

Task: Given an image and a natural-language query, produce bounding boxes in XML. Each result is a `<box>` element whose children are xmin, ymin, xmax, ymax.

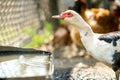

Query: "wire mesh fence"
<box><xmin>0</xmin><ymin>0</ymin><xmax>40</xmax><ymax>46</ymax></box>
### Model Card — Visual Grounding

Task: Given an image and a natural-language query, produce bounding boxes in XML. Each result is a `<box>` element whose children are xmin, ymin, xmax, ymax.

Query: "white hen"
<box><xmin>52</xmin><ymin>10</ymin><xmax>120</xmax><ymax>80</ymax></box>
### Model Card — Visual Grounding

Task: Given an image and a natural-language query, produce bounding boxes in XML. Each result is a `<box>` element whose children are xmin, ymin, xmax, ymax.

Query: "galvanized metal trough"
<box><xmin>0</xmin><ymin>46</ymin><xmax>54</xmax><ymax>80</ymax></box>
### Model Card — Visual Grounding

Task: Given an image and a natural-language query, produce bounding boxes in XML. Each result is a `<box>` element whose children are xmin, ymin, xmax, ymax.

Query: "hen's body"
<box><xmin>52</xmin><ymin>10</ymin><xmax>120</xmax><ymax>79</ymax></box>
<box><xmin>69</xmin><ymin>0</ymin><xmax>119</xmax><ymax>46</ymax></box>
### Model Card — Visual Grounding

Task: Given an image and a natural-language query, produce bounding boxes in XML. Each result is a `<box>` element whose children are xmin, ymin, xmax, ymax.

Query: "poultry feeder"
<box><xmin>0</xmin><ymin>46</ymin><xmax>54</xmax><ymax>80</ymax></box>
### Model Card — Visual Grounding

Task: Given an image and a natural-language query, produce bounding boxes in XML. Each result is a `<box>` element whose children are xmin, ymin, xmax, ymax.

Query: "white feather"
<box><xmin>63</xmin><ymin>10</ymin><xmax>120</xmax><ymax>64</ymax></box>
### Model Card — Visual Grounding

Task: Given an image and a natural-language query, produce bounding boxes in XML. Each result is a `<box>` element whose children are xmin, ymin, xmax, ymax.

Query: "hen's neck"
<box><xmin>76</xmin><ymin>15</ymin><xmax>94</xmax><ymax>38</ymax></box>
<box><xmin>79</xmin><ymin>25</ymin><xmax>94</xmax><ymax>38</ymax></box>
<box><xmin>75</xmin><ymin>16</ymin><xmax>95</xmax><ymax>50</ymax></box>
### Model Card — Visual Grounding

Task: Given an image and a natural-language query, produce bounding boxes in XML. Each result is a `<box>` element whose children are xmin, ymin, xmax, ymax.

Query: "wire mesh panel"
<box><xmin>0</xmin><ymin>0</ymin><xmax>40</xmax><ymax>46</ymax></box>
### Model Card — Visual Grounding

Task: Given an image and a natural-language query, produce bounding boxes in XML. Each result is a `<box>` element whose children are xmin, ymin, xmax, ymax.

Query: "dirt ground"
<box><xmin>47</xmin><ymin>45</ymin><xmax>117</xmax><ymax>80</ymax></box>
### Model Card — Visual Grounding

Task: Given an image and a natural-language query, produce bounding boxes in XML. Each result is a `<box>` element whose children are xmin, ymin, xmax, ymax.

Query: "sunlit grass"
<box><xmin>59</xmin><ymin>19</ymin><xmax>65</xmax><ymax>24</ymax></box>
<box><xmin>23</xmin><ymin>22</ymin><xmax>53</xmax><ymax>48</ymax></box>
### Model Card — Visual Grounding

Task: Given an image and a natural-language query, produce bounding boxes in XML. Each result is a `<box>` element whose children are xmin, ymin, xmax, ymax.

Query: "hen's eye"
<box><xmin>67</xmin><ymin>13</ymin><xmax>71</xmax><ymax>15</ymax></box>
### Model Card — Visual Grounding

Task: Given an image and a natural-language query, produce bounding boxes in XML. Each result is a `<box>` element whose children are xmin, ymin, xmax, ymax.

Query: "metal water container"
<box><xmin>0</xmin><ymin>46</ymin><xmax>54</xmax><ymax>80</ymax></box>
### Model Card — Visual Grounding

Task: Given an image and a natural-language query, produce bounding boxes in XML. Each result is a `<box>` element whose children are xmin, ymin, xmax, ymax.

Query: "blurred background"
<box><xmin>0</xmin><ymin>0</ymin><xmax>120</xmax><ymax>79</ymax></box>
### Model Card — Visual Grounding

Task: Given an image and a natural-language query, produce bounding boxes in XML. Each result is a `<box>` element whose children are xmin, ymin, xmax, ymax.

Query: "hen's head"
<box><xmin>52</xmin><ymin>10</ymin><xmax>80</xmax><ymax>26</ymax></box>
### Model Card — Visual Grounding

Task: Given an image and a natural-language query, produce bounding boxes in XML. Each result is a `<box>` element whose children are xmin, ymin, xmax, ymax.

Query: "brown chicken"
<box><xmin>69</xmin><ymin>0</ymin><xmax>119</xmax><ymax>46</ymax></box>
<box><xmin>52</xmin><ymin>0</ymin><xmax>119</xmax><ymax>48</ymax></box>
<box><xmin>52</xmin><ymin>24</ymin><xmax>72</xmax><ymax>47</ymax></box>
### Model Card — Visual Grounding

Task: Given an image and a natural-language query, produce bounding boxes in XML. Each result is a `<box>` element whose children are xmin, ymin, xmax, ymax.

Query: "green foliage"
<box><xmin>44</xmin><ymin>22</ymin><xmax>53</xmax><ymax>32</ymax></box>
<box><xmin>23</xmin><ymin>27</ymin><xmax>32</xmax><ymax>34</ymax></box>
<box><xmin>23</xmin><ymin>22</ymin><xmax>53</xmax><ymax>48</ymax></box>
<box><xmin>22</xmin><ymin>27</ymin><xmax>35</xmax><ymax>35</ymax></box>
<box><xmin>59</xmin><ymin>19</ymin><xmax>65</xmax><ymax>24</ymax></box>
